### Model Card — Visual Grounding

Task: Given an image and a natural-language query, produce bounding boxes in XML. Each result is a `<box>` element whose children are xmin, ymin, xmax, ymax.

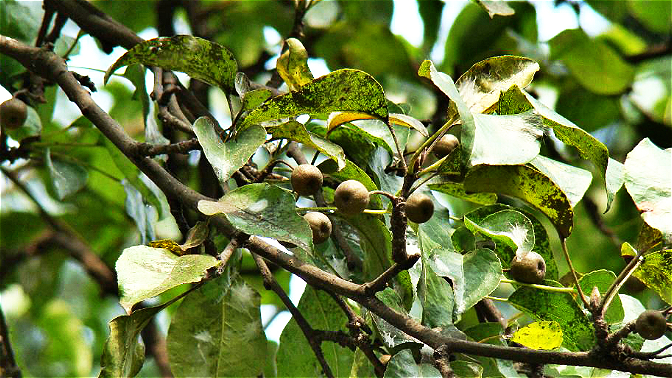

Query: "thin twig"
<box><xmin>251</xmin><ymin>253</ymin><xmax>335</xmax><ymax>378</ymax></box>
<box><xmin>599</xmin><ymin>250</ymin><xmax>645</xmax><ymax>318</ymax></box>
<box><xmin>561</xmin><ymin>238</ymin><xmax>590</xmax><ymax>309</ymax></box>
<box><xmin>363</xmin><ymin>254</ymin><xmax>420</xmax><ymax>295</ymax></box>
<box><xmin>0</xmin><ymin>303</ymin><xmax>21</xmax><ymax>378</ymax></box>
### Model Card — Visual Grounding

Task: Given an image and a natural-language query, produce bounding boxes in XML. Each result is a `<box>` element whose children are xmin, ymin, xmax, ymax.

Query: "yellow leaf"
<box><xmin>511</xmin><ymin>321</ymin><xmax>563</xmax><ymax>350</ymax></box>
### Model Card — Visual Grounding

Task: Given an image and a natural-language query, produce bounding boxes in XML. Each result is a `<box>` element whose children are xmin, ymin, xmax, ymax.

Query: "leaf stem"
<box><xmin>599</xmin><ymin>247</ymin><xmax>645</xmax><ymax>318</ymax></box>
<box><xmin>484</xmin><ymin>295</ymin><xmax>509</xmax><ymax>302</ymax></box>
<box><xmin>561</xmin><ymin>238</ymin><xmax>591</xmax><ymax>308</ymax></box>
<box><xmin>407</xmin><ymin>115</ymin><xmax>457</xmax><ymax>174</ymax></box>
<box><xmin>500</xmin><ymin>278</ymin><xmax>576</xmax><ymax>293</ymax></box>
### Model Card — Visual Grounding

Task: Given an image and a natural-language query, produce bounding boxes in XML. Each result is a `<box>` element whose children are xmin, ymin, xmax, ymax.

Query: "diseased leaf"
<box><xmin>511</xmin><ymin>321</ymin><xmax>563</xmax><ymax>350</ymax></box>
<box><xmin>455</xmin><ymin>56</ymin><xmax>539</xmax><ymax>114</ymax></box>
<box><xmin>167</xmin><ymin>275</ymin><xmax>268</xmax><ymax>377</ymax></box>
<box><xmin>270</xmin><ymin>120</ymin><xmax>346</xmax><ymax>170</ymax></box>
<box><xmin>276</xmin><ymin>287</ymin><xmax>353</xmax><ymax>377</ymax></box>
<box><xmin>115</xmin><ymin>245</ymin><xmax>218</xmax><ymax>312</ymax></box>
<box><xmin>276</xmin><ymin>38</ymin><xmax>314</xmax><ymax>91</ymax></box>
<box><xmin>198</xmin><ymin>183</ymin><xmax>313</xmax><ymax>251</ymax></box>
<box><xmin>530</xmin><ymin>155</ymin><xmax>592</xmax><ymax>207</ymax></box>
<box><xmin>104</xmin><ymin>35</ymin><xmax>238</xmax><ymax>93</ymax></box>
<box><xmin>624</xmin><ymin>138</ymin><xmax>671</xmax><ymax>243</ymax></box>
<box><xmin>193</xmin><ymin>117</ymin><xmax>266</xmax><ymax>185</ymax></box>
<box><xmin>633</xmin><ymin>249</ymin><xmax>672</xmax><ymax>305</ymax></box>
<box><xmin>464</xmin><ymin>164</ymin><xmax>574</xmax><ymax>238</ymax></box>
<box><xmin>499</xmin><ymin>85</ymin><xmax>613</xmax><ymax>211</ymax></box>
<box><xmin>509</xmin><ymin>283</ymin><xmax>596</xmax><ymax>351</ymax></box>
<box><xmin>241</xmin><ymin>69</ymin><xmax>388</xmax><ymax>130</ymax></box>
<box><xmin>45</xmin><ymin>148</ymin><xmax>88</xmax><ymax>200</ymax></box>
<box><xmin>428</xmin><ymin>181</ymin><xmax>497</xmax><ymax>205</ymax></box>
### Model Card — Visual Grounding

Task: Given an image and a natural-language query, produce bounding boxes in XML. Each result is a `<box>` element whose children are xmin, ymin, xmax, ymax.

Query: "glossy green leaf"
<box><xmin>464</xmin><ymin>164</ymin><xmax>574</xmax><ymax>238</ymax></box>
<box><xmin>167</xmin><ymin>275</ymin><xmax>268</xmax><ymax>377</ymax></box>
<box><xmin>276</xmin><ymin>38</ymin><xmax>313</xmax><ymax>91</ymax></box>
<box><xmin>198</xmin><ymin>183</ymin><xmax>313</xmax><ymax>251</ymax></box>
<box><xmin>464</xmin><ymin>209</ymin><xmax>535</xmax><ymax>254</ymax></box>
<box><xmin>417</xmin><ymin>257</ymin><xmax>455</xmax><ymax>328</ymax></box>
<box><xmin>530</xmin><ymin>155</ymin><xmax>592</xmax><ymax>207</ymax></box>
<box><xmin>628</xmin><ymin>0</ymin><xmax>671</xmax><ymax>34</ymax></box>
<box><xmin>193</xmin><ymin>117</ymin><xmax>266</xmax><ymax>185</ymax></box>
<box><xmin>270</xmin><ymin>120</ymin><xmax>346</xmax><ymax>170</ymax></box>
<box><xmin>45</xmin><ymin>149</ymin><xmax>88</xmax><ymax>200</ymax></box>
<box><xmin>421</xmin><ymin>230</ymin><xmax>501</xmax><ymax>316</ymax></box>
<box><xmin>455</xmin><ymin>56</ymin><xmax>539</xmax><ymax>114</ymax></box>
<box><xmin>115</xmin><ymin>245</ymin><xmax>218</xmax><ymax>312</ymax></box>
<box><xmin>99</xmin><ymin>298</ymin><xmax>180</xmax><ymax>378</ymax></box>
<box><xmin>123</xmin><ymin>180</ymin><xmax>157</xmax><ymax>244</ymax></box>
<box><xmin>633</xmin><ymin>249</ymin><xmax>672</xmax><ymax>305</ymax></box>
<box><xmin>276</xmin><ymin>287</ymin><xmax>353</xmax><ymax>377</ymax></box>
<box><xmin>579</xmin><ymin>270</ymin><xmax>624</xmax><ymax>324</ymax></box>
<box><xmin>475</xmin><ymin>0</ymin><xmax>515</xmax><ymax>18</ymax></box>
<box><xmin>104</xmin><ymin>35</ymin><xmax>238</xmax><ymax>93</ymax></box>
<box><xmin>549</xmin><ymin>29</ymin><xmax>634</xmax><ymax>95</ymax></box>
<box><xmin>462</xmin><ymin>204</ymin><xmax>558</xmax><ymax>279</ymax></box>
<box><xmin>499</xmin><ymin>85</ymin><xmax>613</xmax><ymax>211</ymax></box>
<box><xmin>384</xmin><ymin>349</ymin><xmax>441</xmax><ymax>378</ymax></box>
<box><xmin>511</xmin><ymin>321</ymin><xmax>563</xmax><ymax>350</ymax></box>
<box><xmin>624</xmin><ymin>138</ymin><xmax>672</xmax><ymax>243</ymax></box>
<box><xmin>240</xmin><ymin>69</ymin><xmax>388</xmax><ymax>130</ymax></box>
<box><xmin>509</xmin><ymin>283</ymin><xmax>596</xmax><ymax>351</ymax></box>
<box><xmin>428</xmin><ymin>181</ymin><xmax>497</xmax><ymax>205</ymax></box>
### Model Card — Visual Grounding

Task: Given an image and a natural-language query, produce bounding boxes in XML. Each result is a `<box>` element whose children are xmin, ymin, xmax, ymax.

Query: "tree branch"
<box><xmin>0</xmin><ymin>303</ymin><xmax>21</xmax><ymax>378</ymax></box>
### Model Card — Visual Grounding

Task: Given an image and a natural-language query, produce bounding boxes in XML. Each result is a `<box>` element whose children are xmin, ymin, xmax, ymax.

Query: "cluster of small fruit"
<box><xmin>0</xmin><ymin>97</ymin><xmax>28</xmax><ymax>130</ymax></box>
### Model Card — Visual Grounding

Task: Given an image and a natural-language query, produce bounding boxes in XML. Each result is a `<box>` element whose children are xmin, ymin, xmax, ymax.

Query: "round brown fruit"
<box><xmin>0</xmin><ymin>97</ymin><xmax>28</xmax><ymax>130</ymax></box>
<box><xmin>635</xmin><ymin>310</ymin><xmax>668</xmax><ymax>340</ymax></box>
<box><xmin>405</xmin><ymin>193</ymin><xmax>434</xmax><ymax>223</ymax></box>
<box><xmin>510</xmin><ymin>251</ymin><xmax>546</xmax><ymax>284</ymax></box>
<box><xmin>303</xmin><ymin>212</ymin><xmax>332</xmax><ymax>244</ymax></box>
<box><xmin>291</xmin><ymin>164</ymin><xmax>323</xmax><ymax>196</ymax></box>
<box><xmin>334</xmin><ymin>180</ymin><xmax>369</xmax><ymax>215</ymax></box>
<box><xmin>433</xmin><ymin>134</ymin><xmax>459</xmax><ymax>158</ymax></box>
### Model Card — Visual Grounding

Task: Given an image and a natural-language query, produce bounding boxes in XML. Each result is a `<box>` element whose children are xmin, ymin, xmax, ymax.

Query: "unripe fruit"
<box><xmin>303</xmin><ymin>212</ymin><xmax>332</xmax><ymax>244</ymax></box>
<box><xmin>433</xmin><ymin>134</ymin><xmax>459</xmax><ymax>158</ymax></box>
<box><xmin>405</xmin><ymin>193</ymin><xmax>434</xmax><ymax>223</ymax></box>
<box><xmin>291</xmin><ymin>164</ymin><xmax>323</xmax><ymax>196</ymax></box>
<box><xmin>334</xmin><ymin>180</ymin><xmax>369</xmax><ymax>215</ymax></box>
<box><xmin>635</xmin><ymin>310</ymin><xmax>668</xmax><ymax>340</ymax></box>
<box><xmin>510</xmin><ymin>251</ymin><xmax>546</xmax><ymax>284</ymax></box>
<box><xmin>0</xmin><ymin>97</ymin><xmax>28</xmax><ymax>130</ymax></box>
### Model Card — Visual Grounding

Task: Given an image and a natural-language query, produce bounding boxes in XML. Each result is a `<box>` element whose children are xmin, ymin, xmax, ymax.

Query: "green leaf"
<box><xmin>276</xmin><ymin>38</ymin><xmax>314</xmax><ymax>91</ymax></box>
<box><xmin>417</xmin><ymin>257</ymin><xmax>455</xmax><ymax>328</ymax></box>
<box><xmin>193</xmin><ymin>117</ymin><xmax>266</xmax><ymax>185</ymax></box>
<box><xmin>499</xmin><ymin>85</ymin><xmax>613</xmax><ymax>211</ymax></box>
<box><xmin>427</xmin><ymin>182</ymin><xmax>498</xmax><ymax>205</ymax></box>
<box><xmin>627</xmin><ymin>0</ymin><xmax>671</xmax><ymax>34</ymax></box>
<box><xmin>463</xmin><ymin>323</ymin><xmax>522</xmax><ymax>377</ymax></box>
<box><xmin>511</xmin><ymin>321</ymin><xmax>563</xmax><ymax>350</ymax></box>
<box><xmin>509</xmin><ymin>283</ymin><xmax>596</xmax><ymax>351</ymax></box>
<box><xmin>633</xmin><ymin>249</ymin><xmax>672</xmax><ymax>305</ymax></box>
<box><xmin>455</xmin><ymin>56</ymin><xmax>539</xmax><ymax>114</ymax></box>
<box><xmin>104</xmin><ymin>36</ymin><xmax>238</xmax><ymax>93</ymax></box>
<box><xmin>179</xmin><ymin>220</ymin><xmax>209</xmax><ymax>250</ymax></box>
<box><xmin>464</xmin><ymin>164</ymin><xmax>574</xmax><ymax>238</ymax></box>
<box><xmin>99</xmin><ymin>298</ymin><xmax>179</xmax><ymax>378</ymax></box>
<box><xmin>530</xmin><ymin>155</ymin><xmax>592</xmax><ymax>208</ymax></box>
<box><xmin>167</xmin><ymin>275</ymin><xmax>268</xmax><ymax>377</ymax></box>
<box><xmin>579</xmin><ymin>270</ymin><xmax>624</xmax><ymax>324</ymax></box>
<box><xmin>464</xmin><ymin>209</ymin><xmax>535</xmax><ymax>254</ymax></box>
<box><xmin>474</xmin><ymin>0</ymin><xmax>515</xmax><ymax>18</ymax></box>
<box><xmin>123</xmin><ymin>180</ymin><xmax>157</xmax><ymax>244</ymax></box>
<box><xmin>624</xmin><ymin>138</ymin><xmax>672</xmax><ymax>243</ymax></box>
<box><xmin>270</xmin><ymin>120</ymin><xmax>346</xmax><ymax>170</ymax></box>
<box><xmin>39</xmin><ymin>300</ymin><xmax>92</xmax><ymax>377</ymax></box>
<box><xmin>115</xmin><ymin>245</ymin><xmax>218</xmax><ymax>312</ymax></box>
<box><xmin>122</xmin><ymin>65</ymin><xmax>170</xmax><ymax>149</ymax></box>
<box><xmin>549</xmin><ymin>29</ymin><xmax>634</xmax><ymax>95</ymax></box>
<box><xmin>45</xmin><ymin>149</ymin><xmax>88</xmax><ymax>200</ymax></box>
<box><xmin>240</xmin><ymin>69</ymin><xmax>388</xmax><ymax>130</ymax></box>
<box><xmin>276</xmin><ymin>287</ymin><xmax>354</xmax><ymax>377</ymax></box>
<box><xmin>421</xmin><ymin>230</ymin><xmax>501</xmax><ymax>316</ymax></box>
<box><xmin>198</xmin><ymin>183</ymin><xmax>313</xmax><ymax>251</ymax></box>
<box><xmin>384</xmin><ymin>349</ymin><xmax>441</xmax><ymax>378</ymax></box>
